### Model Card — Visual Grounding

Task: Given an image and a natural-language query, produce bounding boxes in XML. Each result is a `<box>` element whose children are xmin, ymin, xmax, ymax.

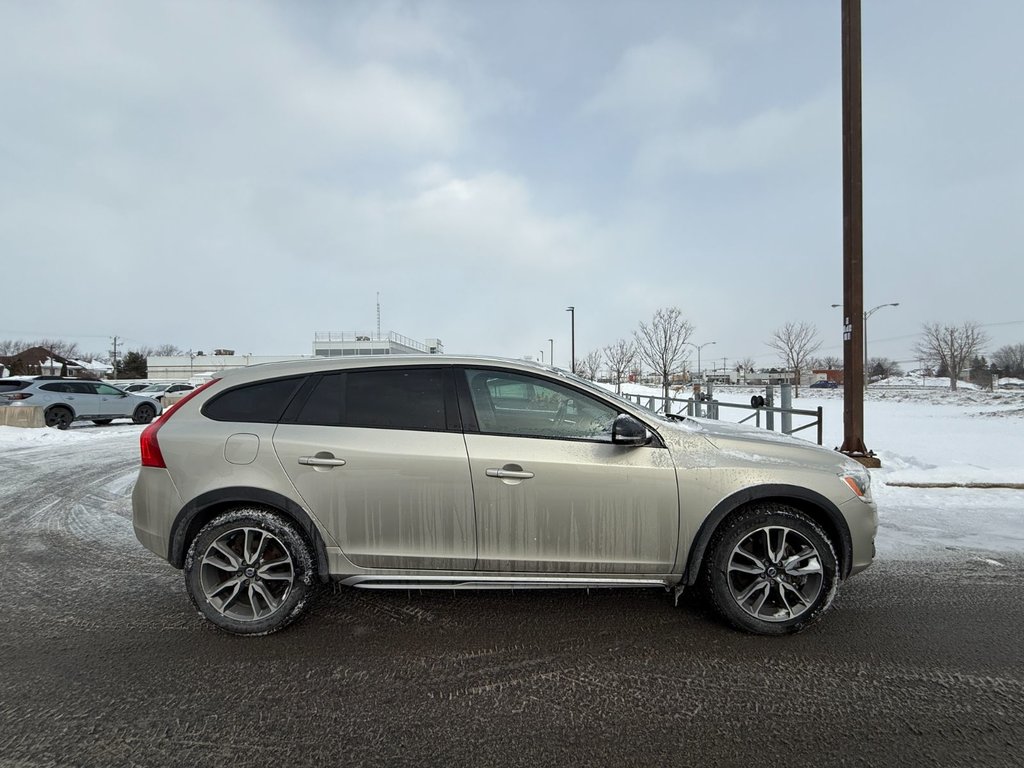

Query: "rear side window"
<box><xmin>0</xmin><ymin>381</ymin><xmax>30</xmax><ymax>393</ymax></box>
<box><xmin>295</xmin><ymin>368</ymin><xmax>446</xmax><ymax>431</ymax></box>
<box><xmin>203</xmin><ymin>376</ymin><xmax>306</xmax><ymax>423</ymax></box>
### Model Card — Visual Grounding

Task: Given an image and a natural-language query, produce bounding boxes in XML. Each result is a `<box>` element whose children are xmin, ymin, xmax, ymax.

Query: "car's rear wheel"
<box><xmin>702</xmin><ymin>504</ymin><xmax>838</xmax><ymax>635</ymax></box>
<box><xmin>132</xmin><ymin>404</ymin><xmax>156</xmax><ymax>424</ymax></box>
<box><xmin>184</xmin><ymin>509</ymin><xmax>315</xmax><ymax>635</ymax></box>
<box><xmin>92</xmin><ymin>419</ymin><xmax>113</xmax><ymax>426</ymax></box>
<box><xmin>45</xmin><ymin>407</ymin><xmax>73</xmax><ymax>430</ymax></box>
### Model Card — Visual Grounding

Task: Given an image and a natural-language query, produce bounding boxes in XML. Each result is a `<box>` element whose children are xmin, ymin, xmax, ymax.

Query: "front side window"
<box><xmin>295</xmin><ymin>368</ymin><xmax>447</xmax><ymax>431</ymax></box>
<box><xmin>463</xmin><ymin>369</ymin><xmax>617</xmax><ymax>441</ymax></box>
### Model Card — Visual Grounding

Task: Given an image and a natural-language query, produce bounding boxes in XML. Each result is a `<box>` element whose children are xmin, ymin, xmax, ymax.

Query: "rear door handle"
<box><xmin>298</xmin><ymin>453</ymin><xmax>347</xmax><ymax>468</ymax></box>
<box><xmin>485</xmin><ymin>466</ymin><xmax>535</xmax><ymax>480</ymax></box>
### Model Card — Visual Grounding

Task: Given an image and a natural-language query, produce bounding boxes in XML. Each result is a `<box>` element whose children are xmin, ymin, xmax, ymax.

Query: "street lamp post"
<box><xmin>686</xmin><ymin>341</ymin><xmax>717</xmax><ymax>383</ymax></box>
<box><xmin>539</xmin><ymin>350</ymin><xmax>544</xmax><ymax>363</ymax></box>
<box><xmin>831</xmin><ymin>302</ymin><xmax>899</xmax><ymax>386</ymax></box>
<box><xmin>548</xmin><ymin>339</ymin><xmax>554</xmax><ymax>368</ymax></box>
<box><xmin>566</xmin><ymin>306</ymin><xmax>575</xmax><ymax>373</ymax></box>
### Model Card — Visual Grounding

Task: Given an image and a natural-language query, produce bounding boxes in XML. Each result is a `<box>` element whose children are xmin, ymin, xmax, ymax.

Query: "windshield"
<box><xmin>139</xmin><ymin>385</ymin><xmax>167</xmax><ymax>393</ymax></box>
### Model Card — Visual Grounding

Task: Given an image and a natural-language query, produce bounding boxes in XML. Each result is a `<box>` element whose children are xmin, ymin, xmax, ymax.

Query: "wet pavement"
<box><xmin>1</xmin><ymin>433</ymin><xmax>1022</xmax><ymax>767</ymax></box>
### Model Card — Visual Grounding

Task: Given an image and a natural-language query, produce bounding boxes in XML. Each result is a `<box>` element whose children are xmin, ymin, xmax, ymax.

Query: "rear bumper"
<box><xmin>132</xmin><ymin>467</ymin><xmax>183</xmax><ymax>562</ymax></box>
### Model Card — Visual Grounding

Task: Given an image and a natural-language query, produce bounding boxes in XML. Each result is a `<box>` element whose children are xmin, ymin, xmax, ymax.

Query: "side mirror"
<box><xmin>612</xmin><ymin>414</ymin><xmax>649</xmax><ymax>446</ymax></box>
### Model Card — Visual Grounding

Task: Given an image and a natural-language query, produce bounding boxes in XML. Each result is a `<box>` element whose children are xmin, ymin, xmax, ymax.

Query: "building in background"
<box><xmin>145</xmin><ymin>332</ymin><xmax>444</xmax><ymax>383</ymax></box>
<box><xmin>313</xmin><ymin>332</ymin><xmax>443</xmax><ymax>358</ymax></box>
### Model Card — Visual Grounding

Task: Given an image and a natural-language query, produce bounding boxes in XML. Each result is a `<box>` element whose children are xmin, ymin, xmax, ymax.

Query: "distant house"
<box><xmin>0</xmin><ymin>347</ymin><xmax>106</xmax><ymax>379</ymax></box>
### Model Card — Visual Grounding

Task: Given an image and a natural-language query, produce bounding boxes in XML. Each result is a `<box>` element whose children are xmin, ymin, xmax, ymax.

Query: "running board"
<box><xmin>340</xmin><ymin>574</ymin><xmax>671</xmax><ymax>591</ymax></box>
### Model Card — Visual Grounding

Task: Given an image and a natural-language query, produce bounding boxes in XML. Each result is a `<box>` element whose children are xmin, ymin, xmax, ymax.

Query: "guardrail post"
<box><xmin>817</xmin><ymin>406</ymin><xmax>823</xmax><ymax>445</ymax></box>
<box><xmin>765</xmin><ymin>386</ymin><xmax>775</xmax><ymax>431</ymax></box>
<box><xmin>780</xmin><ymin>383</ymin><xmax>792</xmax><ymax>434</ymax></box>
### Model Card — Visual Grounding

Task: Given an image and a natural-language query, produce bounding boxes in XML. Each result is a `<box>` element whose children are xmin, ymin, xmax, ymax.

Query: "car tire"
<box><xmin>92</xmin><ymin>419</ymin><xmax>113</xmax><ymax>426</ymax></box>
<box><xmin>184</xmin><ymin>509</ymin><xmax>316</xmax><ymax>636</ymax></box>
<box><xmin>701</xmin><ymin>504</ymin><xmax>839</xmax><ymax>635</ymax></box>
<box><xmin>45</xmin><ymin>406</ymin><xmax>73</xmax><ymax>430</ymax></box>
<box><xmin>132</xmin><ymin>404</ymin><xmax>156</xmax><ymax>424</ymax></box>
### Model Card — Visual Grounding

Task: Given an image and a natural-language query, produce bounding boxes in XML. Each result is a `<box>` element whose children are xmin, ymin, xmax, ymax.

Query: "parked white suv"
<box><xmin>0</xmin><ymin>376</ymin><xmax>162</xmax><ymax>428</ymax></box>
<box><xmin>132</xmin><ymin>356</ymin><xmax>877</xmax><ymax>636</ymax></box>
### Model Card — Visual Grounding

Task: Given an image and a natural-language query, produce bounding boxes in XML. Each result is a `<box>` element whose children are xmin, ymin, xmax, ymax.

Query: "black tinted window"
<box><xmin>0</xmin><ymin>381</ymin><xmax>30</xmax><ymax>393</ymax></box>
<box><xmin>296</xmin><ymin>368</ymin><xmax>446</xmax><ymax>431</ymax></box>
<box><xmin>203</xmin><ymin>377</ymin><xmax>305</xmax><ymax>423</ymax></box>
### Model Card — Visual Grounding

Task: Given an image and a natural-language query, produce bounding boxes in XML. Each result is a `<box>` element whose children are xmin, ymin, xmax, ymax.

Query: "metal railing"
<box><xmin>621</xmin><ymin>391</ymin><xmax>824</xmax><ymax>445</ymax></box>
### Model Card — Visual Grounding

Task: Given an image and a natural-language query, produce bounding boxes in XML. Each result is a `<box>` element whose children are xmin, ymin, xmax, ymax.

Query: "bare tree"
<box><xmin>634</xmin><ymin>307</ymin><xmax>695</xmax><ymax>407</ymax></box>
<box><xmin>152</xmin><ymin>344</ymin><xmax>184</xmax><ymax>356</ymax></box>
<box><xmin>992</xmin><ymin>343</ymin><xmax>1024</xmax><ymax>379</ymax></box>
<box><xmin>766</xmin><ymin>322</ymin><xmax>821</xmax><ymax>396</ymax></box>
<box><xmin>603</xmin><ymin>338</ymin><xmax>637</xmax><ymax>394</ymax></box>
<box><xmin>812</xmin><ymin>355</ymin><xmax>843</xmax><ymax>370</ymax></box>
<box><xmin>580</xmin><ymin>349</ymin><xmax>603</xmax><ymax>381</ymax></box>
<box><xmin>32</xmin><ymin>339</ymin><xmax>81</xmax><ymax>360</ymax></box>
<box><xmin>914</xmin><ymin>321</ymin><xmax>989</xmax><ymax>391</ymax></box>
<box><xmin>734</xmin><ymin>356</ymin><xmax>758</xmax><ymax>384</ymax></box>
<box><xmin>0</xmin><ymin>339</ymin><xmax>24</xmax><ymax>355</ymax></box>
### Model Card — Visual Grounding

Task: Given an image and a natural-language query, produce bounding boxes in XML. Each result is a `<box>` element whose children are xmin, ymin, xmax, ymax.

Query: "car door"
<box><xmin>272</xmin><ymin>366</ymin><xmax>477</xmax><ymax>571</ymax></box>
<box><xmin>95</xmin><ymin>382</ymin><xmax>131</xmax><ymax>417</ymax></box>
<box><xmin>460</xmin><ymin>367</ymin><xmax>679</xmax><ymax>574</ymax></box>
<box><xmin>65</xmin><ymin>381</ymin><xmax>102</xmax><ymax>418</ymax></box>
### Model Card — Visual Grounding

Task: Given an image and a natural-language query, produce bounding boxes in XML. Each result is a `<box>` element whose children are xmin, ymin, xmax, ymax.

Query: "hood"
<box><xmin>655</xmin><ymin>415</ymin><xmax>859</xmax><ymax>473</ymax></box>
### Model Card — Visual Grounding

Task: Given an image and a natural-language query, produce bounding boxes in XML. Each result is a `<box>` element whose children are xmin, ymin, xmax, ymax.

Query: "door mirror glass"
<box><xmin>611</xmin><ymin>414</ymin><xmax>649</xmax><ymax>446</ymax></box>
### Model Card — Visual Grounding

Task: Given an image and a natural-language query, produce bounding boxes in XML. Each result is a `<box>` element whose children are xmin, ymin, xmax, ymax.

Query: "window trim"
<box><xmin>283</xmin><ymin>365</ymin><xmax>463</xmax><ymax>433</ymax></box>
<box><xmin>456</xmin><ymin>365</ymin><xmax>665</xmax><ymax>447</ymax></box>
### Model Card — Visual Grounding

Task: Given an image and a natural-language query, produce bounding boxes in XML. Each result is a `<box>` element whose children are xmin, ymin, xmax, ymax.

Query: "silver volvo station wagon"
<box><xmin>131</xmin><ymin>356</ymin><xmax>877</xmax><ymax>636</ymax></box>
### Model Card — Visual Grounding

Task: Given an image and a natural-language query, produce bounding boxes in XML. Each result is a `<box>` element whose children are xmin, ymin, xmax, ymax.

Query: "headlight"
<box><xmin>840</xmin><ymin>468</ymin><xmax>873</xmax><ymax>502</ymax></box>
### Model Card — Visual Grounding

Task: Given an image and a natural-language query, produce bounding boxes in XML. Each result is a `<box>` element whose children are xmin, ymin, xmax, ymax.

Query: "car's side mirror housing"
<box><xmin>612</xmin><ymin>414</ymin><xmax>649</xmax><ymax>446</ymax></box>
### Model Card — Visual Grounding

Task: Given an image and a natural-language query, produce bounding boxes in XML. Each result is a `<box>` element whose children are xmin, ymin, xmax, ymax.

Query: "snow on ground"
<box><xmin>2</xmin><ymin>386</ymin><xmax>1023</xmax><ymax>562</ymax></box>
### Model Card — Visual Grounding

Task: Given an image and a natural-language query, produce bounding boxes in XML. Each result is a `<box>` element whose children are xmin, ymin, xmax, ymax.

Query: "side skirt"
<box><xmin>339</xmin><ymin>574</ymin><xmax>673</xmax><ymax>591</ymax></box>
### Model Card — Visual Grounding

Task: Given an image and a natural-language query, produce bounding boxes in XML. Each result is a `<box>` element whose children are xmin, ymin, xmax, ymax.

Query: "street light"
<box><xmin>566</xmin><ymin>306</ymin><xmax>575</xmax><ymax>372</ymax></box>
<box><xmin>686</xmin><ymin>341</ymin><xmax>717</xmax><ymax>383</ymax></box>
<box><xmin>539</xmin><ymin>350</ymin><xmax>544</xmax><ymax>363</ymax></box>
<box><xmin>831</xmin><ymin>302</ymin><xmax>900</xmax><ymax>386</ymax></box>
<box><xmin>548</xmin><ymin>339</ymin><xmax>554</xmax><ymax>367</ymax></box>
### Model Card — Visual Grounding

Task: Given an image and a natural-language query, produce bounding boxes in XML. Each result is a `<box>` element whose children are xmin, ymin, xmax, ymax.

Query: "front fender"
<box><xmin>683</xmin><ymin>484</ymin><xmax>853</xmax><ymax>585</ymax></box>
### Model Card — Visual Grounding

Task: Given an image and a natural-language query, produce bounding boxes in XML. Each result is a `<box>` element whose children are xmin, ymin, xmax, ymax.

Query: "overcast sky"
<box><xmin>2</xmin><ymin>1</ymin><xmax>1022</xmax><ymax>371</ymax></box>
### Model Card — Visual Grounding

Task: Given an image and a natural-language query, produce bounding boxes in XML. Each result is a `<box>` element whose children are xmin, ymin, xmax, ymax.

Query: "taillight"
<box><xmin>3</xmin><ymin>393</ymin><xmax>32</xmax><ymax>400</ymax></box>
<box><xmin>140</xmin><ymin>378</ymin><xmax>220</xmax><ymax>468</ymax></box>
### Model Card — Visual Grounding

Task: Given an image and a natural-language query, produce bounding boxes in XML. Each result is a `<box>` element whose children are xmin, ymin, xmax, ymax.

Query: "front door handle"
<box><xmin>485</xmin><ymin>466</ymin><xmax>535</xmax><ymax>480</ymax></box>
<box><xmin>298</xmin><ymin>453</ymin><xmax>347</xmax><ymax>468</ymax></box>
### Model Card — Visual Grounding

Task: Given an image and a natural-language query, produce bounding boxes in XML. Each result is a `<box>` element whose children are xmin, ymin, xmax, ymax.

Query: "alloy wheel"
<box><xmin>726</xmin><ymin>525</ymin><xmax>824</xmax><ymax>623</ymax></box>
<box><xmin>198</xmin><ymin>526</ymin><xmax>296</xmax><ymax>622</ymax></box>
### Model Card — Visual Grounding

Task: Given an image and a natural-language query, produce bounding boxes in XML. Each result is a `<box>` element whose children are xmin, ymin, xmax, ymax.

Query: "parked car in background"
<box><xmin>132</xmin><ymin>356</ymin><xmax>877</xmax><ymax>637</ymax></box>
<box><xmin>809</xmin><ymin>380</ymin><xmax>839</xmax><ymax>389</ymax></box>
<box><xmin>0</xmin><ymin>376</ymin><xmax>161</xmax><ymax>428</ymax></box>
<box><xmin>133</xmin><ymin>382</ymin><xmax>195</xmax><ymax>404</ymax></box>
<box><xmin>120</xmin><ymin>383</ymin><xmax>151</xmax><ymax>393</ymax></box>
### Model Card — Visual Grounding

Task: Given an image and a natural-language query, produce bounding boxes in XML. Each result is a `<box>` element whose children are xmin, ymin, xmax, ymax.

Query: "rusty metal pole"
<box><xmin>839</xmin><ymin>0</ymin><xmax>876</xmax><ymax>465</ymax></box>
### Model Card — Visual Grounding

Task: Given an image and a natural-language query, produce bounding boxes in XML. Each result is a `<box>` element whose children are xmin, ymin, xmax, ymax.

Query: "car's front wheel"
<box><xmin>132</xmin><ymin>403</ymin><xmax>156</xmax><ymax>424</ymax></box>
<box><xmin>184</xmin><ymin>509</ymin><xmax>316</xmax><ymax>635</ymax></box>
<box><xmin>702</xmin><ymin>504</ymin><xmax>839</xmax><ymax>635</ymax></box>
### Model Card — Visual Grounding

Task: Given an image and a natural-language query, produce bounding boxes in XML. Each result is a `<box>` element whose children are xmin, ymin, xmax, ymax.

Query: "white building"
<box><xmin>312</xmin><ymin>332</ymin><xmax>443</xmax><ymax>358</ymax></box>
<box><xmin>145</xmin><ymin>332</ymin><xmax>443</xmax><ymax>382</ymax></box>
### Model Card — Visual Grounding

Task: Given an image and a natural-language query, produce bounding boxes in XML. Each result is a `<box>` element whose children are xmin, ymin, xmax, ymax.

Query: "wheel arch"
<box><xmin>684</xmin><ymin>484</ymin><xmax>853</xmax><ymax>585</ymax></box>
<box><xmin>168</xmin><ymin>487</ymin><xmax>331</xmax><ymax>582</ymax></box>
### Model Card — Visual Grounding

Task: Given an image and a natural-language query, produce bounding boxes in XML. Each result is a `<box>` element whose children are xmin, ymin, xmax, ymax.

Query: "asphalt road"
<box><xmin>1</xmin><ymin>429</ymin><xmax>1022</xmax><ymax>767</ymax></box>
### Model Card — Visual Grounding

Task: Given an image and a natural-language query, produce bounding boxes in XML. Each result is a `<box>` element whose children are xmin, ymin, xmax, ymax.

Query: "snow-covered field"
<box><xmin>2</xmin><ymin>384</ymin><xmax>1022</xmax><ymax>562</ymax></box>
